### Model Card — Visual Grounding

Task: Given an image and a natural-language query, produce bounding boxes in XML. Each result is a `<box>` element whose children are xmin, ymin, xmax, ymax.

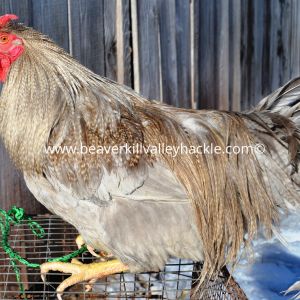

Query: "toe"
<box><xmin>87</xmin><ymin>245</ymin><xmax>100</xmax><ymax>258</ymax></box>
<box><xmin>75</xmin><ymin>235</ymin><xmax>85</xmax><ymax>249</ymax></box>
<box><xmin>56</xmin><ymin>274</ymin><xmax>84</xmax><ymax>296</ymax></box>
<box><xmin>85</xmin><ymin>278</ymin><xmax>97</xmax><ymax>292</ymax></box>
<box><xmin>40</xmin><ymin>262</ymin><xmax>82</xmax><ymax>277</ymax></box>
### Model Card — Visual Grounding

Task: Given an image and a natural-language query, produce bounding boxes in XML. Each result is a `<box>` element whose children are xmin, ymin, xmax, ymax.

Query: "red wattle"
<box><xmin>0</xmin><ymin>56</ymin><xmax>11</xmax><ymax>82</ymax></box>
<box><xmin>0</xmin><ymin>43</ymin><xmax>24</xmax><ymax>82</ymax></box>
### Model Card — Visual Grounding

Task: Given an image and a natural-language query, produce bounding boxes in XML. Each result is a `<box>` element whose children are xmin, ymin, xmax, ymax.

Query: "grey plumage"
<box><xmin>0</xmin><ymin>20</ymin><xmax>299</xmax><ymax>291</ymax></box>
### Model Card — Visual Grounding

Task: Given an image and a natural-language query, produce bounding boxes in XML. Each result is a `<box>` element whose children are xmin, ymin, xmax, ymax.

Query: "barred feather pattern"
<box><xmin>0</xmin><ymin>22</ymin><xmax>299</xmax><ymax>285</ymax></box>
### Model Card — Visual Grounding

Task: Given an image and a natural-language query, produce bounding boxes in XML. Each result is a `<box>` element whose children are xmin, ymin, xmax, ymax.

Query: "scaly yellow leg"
<box><xmin>40</xmin><ymin>259</ymin><xmax>128</xmax><ymax>300</ymax></box>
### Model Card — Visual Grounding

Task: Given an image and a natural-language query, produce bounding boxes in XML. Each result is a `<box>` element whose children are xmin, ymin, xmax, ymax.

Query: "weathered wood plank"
<box><xmin>191</xmin><ymin>0</ymin><xmax>199</xmax><ymax>109</ymax></box>
<box><xmin>240</xmin><ymin>0</ymin><xmax>254</xmax><ymax>110</ymax></box>
<box><xmin>290</xmin><ymin>0</ymin><xmax>300</xmax><ymax>78</ymax></box>
<box><xmin>216</xmin><ymin>0</ymin><xmax>230</xmax><ymax>110</ymax></box>
<box><xmin>136</xmin><ymin>0</ymin><xmax>161</xmax><ymax>100</ymax></box>
<box><xmin>269</xmin><ymin>0</ymin><xmax>281</xmax><ymax>92</ymax></box>
<box><xmin>229</xmin><ymin>0</ymin><xmax>241</xmax><ymax>111</ymax></box>
<box><xmin>116</xmin><ymin>0</ymin><xmax>124</xmax><ymax>83</ymax></box>
<box><xmin>0</xmin><ymin>0</ymin><xmax>32</xmax><ymax>25</ymax></box>
<box><xmin>116</xmin><ymin>0</ymin><xmax>133</xmax><ymax>87</ymax></box>
<box><xmin>32</xmin><ymin>0</ymin><xmax>69</xmax><ymax>52</ymax></box>
<box><xmin>241</xmin><ymin>0</ymin><xmax>267</xmax><ymax>108</ymax></box>
<box><xmin>69</xmin><ymin>0</ymin><xmax>105</xmax><ymax>75</ymax></box>
<box><xmin>235</xmin><ymin>1</ymin><xmax>269</xmax><ymax>109</ymax></box>
<box><xmin>130</xmin><ymin>0</ymin><xmax>140</xmax><ymax>92</ymax></box>
<box><xmin>261</xmin><ymin>0</ymin><xmax>271</xmax><ymax>97</ymax></box>
<box><xmin>175</xmin><ymin>0</ymin><xmax>191</xmax><ymax>108</ymax></box>
<box><xmin>251</xmin><ymin>0</ymin><xmax>264</xmax><ymax>106</ymax></box>
<box><xmin>280</xmin><ymin>0</ymin><xmax>292</xmax><ymax>84</ymax></box>
<box><xmin>197</xmin><ymin>0</ymin><xmax>217</xmax><ymax>109</ymax></box>
<box><xmin>104</xmin><ymin>0</ymin><xmax>117</xmax><ymax>80</ymax></box>
<box><xmin>158</xmin><ymin>0</ymin><xmax>178</xmax><ymax>105</ymax></box>
<box><xmin>121</xmin><ymin>0</ymin><xmax>133</xmax><ymax>87</ymax></box>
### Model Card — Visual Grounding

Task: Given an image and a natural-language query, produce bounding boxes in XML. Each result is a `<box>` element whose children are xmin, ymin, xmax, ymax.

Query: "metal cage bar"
<box><xmin>0</xmin><ymin>215</ymin><xmax>247</xmax><ymax>300</ymax></box>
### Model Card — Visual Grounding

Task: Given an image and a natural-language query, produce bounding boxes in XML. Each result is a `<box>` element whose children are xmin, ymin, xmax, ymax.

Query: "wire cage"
<box><xmin>0</xmin><ymin>215</ymin><xmax>247</xmax><ymax>300</ymax></box>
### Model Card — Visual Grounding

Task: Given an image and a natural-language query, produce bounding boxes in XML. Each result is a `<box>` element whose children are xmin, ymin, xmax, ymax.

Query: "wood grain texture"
<box><xmin>279</xmin><ymin>0</ymin><xmax>292</xmax><ymax>84</ymax></box>
<box><xmin>158</xmin><ymin>0</ymin><xmax>178</xmax><ymax>105</ymax></box>
<box><xmin>240</xmin><ymin>0</ymin><xmax>298</xmax><ymax>108</ymax></box>
<box><xmin>32</xmin><ymin>0</ymin><xmax>69</xmax><ymax>52</ymax></box>
<box><xmin>216</xmin><ymin>0</ymin><xmax>229</xmax><ymax>110</ymax></box>
<box><xmin>269</xmin><ymin>0</ymin><xmax>281</xmax><ymax>92</ymax></box>
<box><xmin>69</xmin><ymin>0</ymin><xmax>105</xmax><ymax>75</ymax></box>
<box><xmin>197</xmin><ymin>0</ymin><xmax>217</xmax><ymax>109</ymax></box>
<box><xmin>251</xmin><ymin>0</ymin><xmax>264</xmax><ymax>107</ymax></box>
<box><xmin>229</xmin><ymin>0</ymin><xmax>241</xmax><ymax>111</ymax></box>
<box><xmin>0</xmin><ymin>0</ymin><xmax>32</xmax><ymax>25</ymax></box>
<box><xmin>175</xmin><ymin>0</ymin><xmax>191</xmax><ymax>108</ymax></box>
<box><xmin>116</xmin><ymin>0</ymin><xmax>133</xmax><ymax>87</ymax></box>
<box><xmin>191</xmin><ymin>0</ymin><xmax>199</xmax><ymax>109</ymax></box>
<box><xmin>0</xmin><ymin>1</ymin><xmax>300</xmax><ymax>214</ymax></box>
<box><xmin>158</xmin><ymin>0</ymin><xmax>191</xmax><ymax>107</ymax></box>
<box><xmin>261</xmin><ymin>0</ymin><xmax>271</xmax><ymax>97</ymax></box>
<box><xmin>130</xmin><ymin>0</ymin><xmax>140</xmax><ymax>92</ymax></box>
<box><xmin>104</xmin><ymin>0</ymin><xmax>117</xmax><ymax>80</ymax></box>
<box><xmin>136</xmin><ymin>0</ymin><xmax>161</xmax><ymax>100</ymax></box>
<box><xmin>121</xmin><ymin>0</ymin><xmax>133</xmax><ymax>87</ymax></box>
<box><xmin>240</xmin><ymin>0</ymin><xmax>253</xmax><ymax>110</ymax></box>
<box><xmin>116</xmin><ymin>0</ymin><xmax>124</xmax><ymax>83</ymax></box>
<box><xmin>290</xmin><ymin>0</ymin><xmax>300</xmax><ymax>79</ymax></box>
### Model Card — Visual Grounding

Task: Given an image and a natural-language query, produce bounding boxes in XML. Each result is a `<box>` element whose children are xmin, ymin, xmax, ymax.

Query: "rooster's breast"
<box><xmin>24</xmin><ymin>168</ymin><xmax>204</xmax><ymax>272</ymax></box>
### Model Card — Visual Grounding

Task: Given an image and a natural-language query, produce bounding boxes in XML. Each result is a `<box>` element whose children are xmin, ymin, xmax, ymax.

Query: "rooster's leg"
<box><xmin>40</xmin><ymin>259</ymin><xmax>128</xmax><ymax>300</ymax></box>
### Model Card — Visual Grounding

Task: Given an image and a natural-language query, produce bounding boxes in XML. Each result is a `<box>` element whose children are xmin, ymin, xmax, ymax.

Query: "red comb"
<box><xmin>0</xmin><ymin>14</ymin><xmax>18</xmax><ymax>28</ymax></box>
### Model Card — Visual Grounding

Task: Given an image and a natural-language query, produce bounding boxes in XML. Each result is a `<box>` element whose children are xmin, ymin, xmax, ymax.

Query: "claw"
<box><xmin>87</xmin><ymin>246</ymin><xmax>101</xmax><ymax>258</ymax></box>
<box><xmin>40</xmin><ymin>259</ymin><xmax>128</xmax><ymax>299</ymax></box>
<box><xmin>57</xmin><ymin>293</ymin><xmax>63</xmax><ymax>300</ymax></box>
<box><xmin>85</xmin><ymin>278</ymin><xmax>97</xmax><ymax>292</ymax></box>
<box><xmin>75</xmin><ymin>235</ymin><xmax>85</xmax><ymax>249</ymax></box>
<box><xmin>75</xmin><ymin>235</ymin><xmax>100</xmax><ymax>258</ymax></box>
<box><xmin>41</xmin><ymin>273</ymin><xmax>46</xmax><ymax>283</ymax></box>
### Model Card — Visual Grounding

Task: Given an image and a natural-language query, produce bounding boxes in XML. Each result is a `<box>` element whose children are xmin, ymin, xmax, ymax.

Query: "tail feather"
<box><xmin>253</xmin><ymin>77</ymin><xmax>300</xmax><ymax>181</ymax></box>
<box><xmin>255</xmin><ymin>78</ymin><xmax>300</xmax><ymax>298</ymax></box>
<box><xmin>286</xmin><ymin>280</ymin><xmax>300</xmax><ymax>299</ymax></box>
<box><xmin>254</xmin><ymin>77</ymin><xmax>300</xmax><ymax>121</ymax></box>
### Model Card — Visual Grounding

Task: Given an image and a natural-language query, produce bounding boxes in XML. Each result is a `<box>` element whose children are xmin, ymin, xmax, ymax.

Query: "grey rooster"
<box><xmin>0</xmin><ymin>14</ymin><xmax>299</xmax><ymax>299</ymax></box>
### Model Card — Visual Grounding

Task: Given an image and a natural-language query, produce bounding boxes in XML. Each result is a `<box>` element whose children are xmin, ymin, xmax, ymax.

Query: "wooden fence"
<box><xmin>0</xmin><ymin>0</ymin><xmax>299</xmax><ymax>214</ymax></box>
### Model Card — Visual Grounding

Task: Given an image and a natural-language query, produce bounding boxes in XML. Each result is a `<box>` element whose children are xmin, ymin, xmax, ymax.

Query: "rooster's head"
<box><xmin>0</xmin><ymin>14</ymin><xmax>24</xmax><ymax>82</ymax></box>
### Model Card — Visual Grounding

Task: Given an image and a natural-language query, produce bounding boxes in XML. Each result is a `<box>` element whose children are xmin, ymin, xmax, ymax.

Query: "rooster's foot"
<box><xmin>40</xmin><ymin>259</ymin><xmax>128</xmax><ymax>300</ymax></box>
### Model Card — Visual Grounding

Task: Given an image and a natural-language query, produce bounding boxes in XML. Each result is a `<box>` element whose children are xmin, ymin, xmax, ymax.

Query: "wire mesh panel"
<box><xmin>0</xmin><ymin>215</ymin><xmax>247</xmax><ymax>300</ymax></box>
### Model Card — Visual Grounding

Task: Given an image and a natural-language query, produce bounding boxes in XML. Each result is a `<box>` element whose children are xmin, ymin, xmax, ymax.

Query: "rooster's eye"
<box><xmin>0</xmin><ymin>35</ymin><xmax>9</xmax><ymax>44</ymax></box>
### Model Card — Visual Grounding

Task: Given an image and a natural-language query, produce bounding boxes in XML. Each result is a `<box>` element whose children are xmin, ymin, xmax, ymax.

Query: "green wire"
<box><xmin>0</xmin><ymin>206</ymin><xmax>87</xmax><ymax>299</ymax></box>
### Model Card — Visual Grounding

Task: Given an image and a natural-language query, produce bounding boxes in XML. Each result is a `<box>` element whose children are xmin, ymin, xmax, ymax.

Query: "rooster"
<box><xmin>0</xmin><ymin>14</ymin><xmax>299</xmax><ymax>299</ymax></box>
